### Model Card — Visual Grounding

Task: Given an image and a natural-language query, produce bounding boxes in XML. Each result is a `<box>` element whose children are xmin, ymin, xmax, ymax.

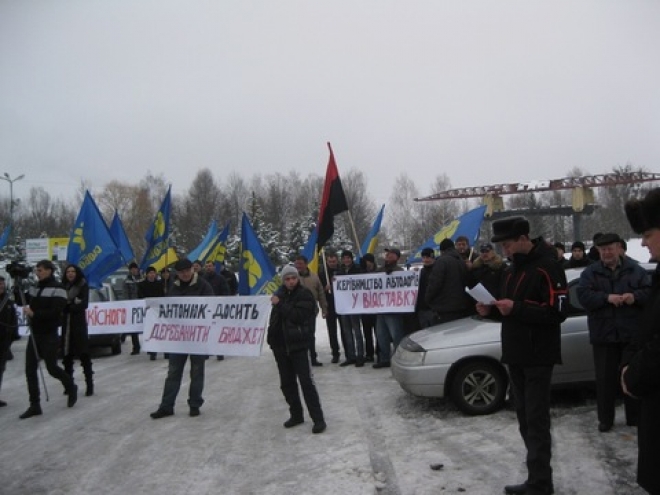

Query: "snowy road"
<box><xmin>0</xmin><ymin>320</ymin><xmax>646</xmax><ymax>495</ymax></box>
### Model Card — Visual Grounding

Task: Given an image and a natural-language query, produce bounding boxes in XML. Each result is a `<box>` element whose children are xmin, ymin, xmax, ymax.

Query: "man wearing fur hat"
<box><xmin>476</xmin><ymin>216</ymin><xmax>567</xmax><ymax>495</ymax></box>
<box><xmin>267</xmin><ymin>265</ymin><xmax>326</xmax><ymax>434</ymax></box>
<box><xmin>577</xmin><ymin>233</ymin><xmax>649</xmax><ymax>433</ymax></box>
<box><xmin>622</xmin><ymin>188</ymin><xmax>660</xmax><ymax>494</ymax></box>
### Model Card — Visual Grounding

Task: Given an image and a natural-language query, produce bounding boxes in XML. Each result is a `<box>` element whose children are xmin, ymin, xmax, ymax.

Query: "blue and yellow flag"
<box><xmin>109</xmin><ymin>211</ymin><xmax>135</xmax><ymax>264</ymax></box>
<box><xmin>202</xmin><ymin>222</ymin><xmax>230</xmax><ymax>271</ymax></box>
<box><xmin>239</xmin><ymin>213</ymin><xmax>279</xmax><ymax>295</ymax></box>
<box><xmin>300</xmin><ymin>227</ymin><xmax>320</xmax><ymax>273</ymax></box>
<box><xmin>357</xmin><ymin>204</ymin><xmax>385</xmax><ymax>263</ymax></box>
<box><xmin>140</xmin><ymin>186</ymin><xmax>178</xmax><ymax>272</ymax></box>
<box><xmin>186</xmin><ymin>220</ymin><xmax>218</xmax><ymax>263</ymax></box>
<box><xmin>67</xmin><ymin>191</ymin><xmax>124</xmax><ymax>288</ymax></box>
<box><xmin>407</xmin><ymin>205</ymin><xmax>487</xmax><ymax>263</ymax></box>
<box><xmin>0</xmin><ymin>226</ymin><xmax>10</xmax><ymax>249</ymax></box>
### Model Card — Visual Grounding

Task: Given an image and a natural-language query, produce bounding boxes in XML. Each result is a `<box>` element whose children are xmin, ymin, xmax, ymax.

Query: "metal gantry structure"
<box><xmin>414</xmin><ymin>171</ymin><xmax>660</xmax><ymax>240</ymax></box>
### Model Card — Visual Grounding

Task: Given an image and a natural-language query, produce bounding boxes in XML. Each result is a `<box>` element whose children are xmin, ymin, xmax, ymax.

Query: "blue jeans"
<box><xmin>375</xmin><ymin>314</ymin><xmax>405</xmax><ymax>363</ymax></box>
<box><xmin>340</xmin><ymin>314</ymin><xmax>364</xmax><ymax>361</ymax></box>
<box><xmin>159</xmin><ymin>353</ymin><xmax>206</xmax><ymax>411</ymax></box>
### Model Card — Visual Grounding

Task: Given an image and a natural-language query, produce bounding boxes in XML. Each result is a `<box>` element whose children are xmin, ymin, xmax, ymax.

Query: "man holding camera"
<box><xmin>14</xmin><ymin>260</ymin><xmax>78</xmax><ymax>419</ymax></box>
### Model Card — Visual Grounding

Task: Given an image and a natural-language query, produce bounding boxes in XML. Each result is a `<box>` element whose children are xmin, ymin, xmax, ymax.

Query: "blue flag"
<box><xmin>239</xmin><ymin>213</ymin><xmax>279</xmax><ymax>295</ymax></box>
<box><xmin>67</xmin><ymin>191</ymin><xmax>124</xmax><ymax>288</ymax></box>
<box><xmin>140</xmin><ymin>186</ymin><xmax>178</xmax><ymax>271</ymax></box>
<box><xmin>186</xmin><ymin>220</ymin><xmax>218</xmax><ymax>263</ymax></box>
<box><xmin>109</xmin><ymin>211</ymin><xmax>135</xmax><ymax>264</ymax></box>
<box><xmin>407</xmin><ymin>205</ymin><xmax>487</xmax><ymax>264</ymax></box>
<box><xmin>356</xmin><ymin>204</ymin><xmax>385</xmax><ymax>263</ymax></box>
<box><xmin>0</xmin><ymin>226</ymin><xmax>10</xmax><ymax>249</ymax></box>
<box><xmin>203</xmin><ymin>222</ymin><xmax>230</xmax><ymax>271</ymax></box>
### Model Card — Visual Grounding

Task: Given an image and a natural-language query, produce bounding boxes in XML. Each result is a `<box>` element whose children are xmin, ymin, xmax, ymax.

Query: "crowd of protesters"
<box><xmin>2</xmin><ymin>191</ymin><xmax>660</xmax><ymax>493</ymax></box>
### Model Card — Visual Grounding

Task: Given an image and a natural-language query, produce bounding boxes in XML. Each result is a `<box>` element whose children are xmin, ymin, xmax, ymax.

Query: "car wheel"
<box><xmin>450</xmin><ymin>360</ymin><xmax>507</xmax><ymax>415</ymax></box>
<box><xmin>111</xmin><ymin>339</ymin><xmax>122</xmax><ymax>355</ymax></box>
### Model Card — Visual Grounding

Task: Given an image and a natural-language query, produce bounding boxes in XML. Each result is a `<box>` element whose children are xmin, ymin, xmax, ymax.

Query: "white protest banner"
<box><xmin>17</xmin><ymin>299</ymin><xmax>147</xmax><ymax>337</ymax></box>
<box><xmin>333</xmin><ymin>272</ymin><xmax>419</xmax><ymax>315</ymax></box>
<box><xmin>87</xmin><ymin>299</ymin><xmax>146</xmax><ymax>335</ymax></box>
<box><xmin>142</xmin><ymin>295</ymin><xmax>272</xmax><ymax>357</ymax></box>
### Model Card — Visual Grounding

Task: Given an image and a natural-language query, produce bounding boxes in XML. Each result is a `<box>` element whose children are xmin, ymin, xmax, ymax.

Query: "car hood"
<box><xmin>408</xmin><ymin>316</ymin><xmax>501</xmax><ymax>351</ymax></box>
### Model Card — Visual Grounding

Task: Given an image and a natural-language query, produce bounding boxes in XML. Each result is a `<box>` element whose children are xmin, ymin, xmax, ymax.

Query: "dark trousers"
<box><xmin>325</xmin><ymin>311</ymin><xmax>342</xmax><ymax>359</ymax></box>
<box><xmin>273</xmin><ymin>348</ymin><xmax>324</xmax><ymax>423</ymax></box>
<box><xmin>361</xmin><ymin>314</ymin><xmax>377</xmax><ymax>359</ymax></box>
<box><xmin>159</xmin><ymin>353</ymin><xmax>206</xmax><ymax>411</ymax></box>
<box><xmin>593</xmin><ymin>343</ymin><xmax>639</xmax><ymax>426</ymax></box>
<box><xmin>308</xmin><ymin>317</ymin><xmax>319</xmax><ymax>363</ymax></box>
<box><xmin>26</xmin><ymin>334</ymin><xmax>74</xmax><ymax>404</ymax></box>
<box><xmin>507</xmin><ymin>364</ymin><xmax>554</xmax><ymax>491</ymax></box>
<box><xmin>129</xmin><ymin>333</ymin><xmax>140</xmax><ymax>352</ymax></box>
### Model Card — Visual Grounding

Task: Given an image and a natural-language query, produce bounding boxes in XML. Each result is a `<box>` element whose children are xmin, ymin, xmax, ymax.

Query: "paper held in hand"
<box><xmin>465</xmin><ymin>283</ymin><xmax>497</xmax><ymax>305</ymax></box>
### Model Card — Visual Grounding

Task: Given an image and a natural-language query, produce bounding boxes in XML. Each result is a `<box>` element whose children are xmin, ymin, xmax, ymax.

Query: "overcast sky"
<box><xmin>1</xmin><ymin>1</ymin><xmax>659</xmax><ymax>208</ymax></box>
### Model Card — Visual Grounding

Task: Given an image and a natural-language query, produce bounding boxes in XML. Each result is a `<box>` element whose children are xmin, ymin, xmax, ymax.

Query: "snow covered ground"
<box><xmin>0</xmin><ymin>316</ymin><xmax>647</xmax><ymax>495</ymax></box>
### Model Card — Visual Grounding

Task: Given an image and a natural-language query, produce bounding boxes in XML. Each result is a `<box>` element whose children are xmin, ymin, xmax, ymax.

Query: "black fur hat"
<box><xmin>491</xmin><ymin>216</ymin><xmax>530</xmax><ymax>243</ymax></box>
<box><xmin>625</xmin><ymin>188</ymin><xmax>660</xmax><ymax>234</ymax></box>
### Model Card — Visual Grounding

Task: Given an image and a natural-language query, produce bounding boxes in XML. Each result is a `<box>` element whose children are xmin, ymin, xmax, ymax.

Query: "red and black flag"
<box><xmin>317</xmin><ymin>142</ymin><xmax>349</xmax><ymax>247</ymax></box>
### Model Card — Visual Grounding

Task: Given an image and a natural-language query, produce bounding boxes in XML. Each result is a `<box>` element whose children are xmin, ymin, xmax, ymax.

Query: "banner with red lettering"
<box><xmin>87</xmin><ymin>300</ymin><xmax>145</xmax><ymax>335</ymax></box>
<box><xmin>142</xmin><ymin>295</ymin><xmax>272</xmax><ymax>357</ymax></box>
<box><xmin>333</xmin><ymin>272</ymin><xmax>419</xmax><ymax>315</ymax></box>
<box><xmin>17</xmin><ymin>300</ymin><xmax>146</xmax><ymax>337</ymax></box>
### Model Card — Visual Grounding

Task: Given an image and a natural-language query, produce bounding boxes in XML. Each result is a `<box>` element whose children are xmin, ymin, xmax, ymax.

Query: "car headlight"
<box><xmin>395</xmin><ymin>337</ymin><xmax>426</xmax><ymax>366</ymax></box>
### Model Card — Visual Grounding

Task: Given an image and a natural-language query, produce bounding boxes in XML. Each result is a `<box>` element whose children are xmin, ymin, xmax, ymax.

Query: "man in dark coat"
<box><xmin>622</xmin><ymin>188</ymin><xmax>660</xmax><ymax>494</ymax></box>
<box><xmin>267</xmin><ymin>265</ymin><xmax>326</xmax><ymax>434</ymax></box>
<box><xmin>577</xmin><ymin>232</ymin><xmax>650</xmax><ymax>432</ymax></box>
<box><xmin>476</xmin><ymin>217</ymin><xmax>568</xmax><ymax>495</ymax></box>
<box><xmin>15</xmin><ymin>260</ymin><xmax>78</xmax><ymax>419</ymax></box>
<box><xmin>139</xmin><ymin>266</ymin><xmax>166</xmax><ymax>361</ymax></box>
<box><xmin>319</xmin><ymin>251</ymin><xmax>345</xmax><ymax>364</ymax></box>
<box><xmin>150</xmin><ymin>259</ymin><xmax>214</xmax><ymax>419</ymax></box>
<box><xmin>425</xmin><ymin>239</ymin><xmax>472</xmax><ymax>325</ymax></box>
<box><xmin>415</xmin><ymin>247</ymin><xmax>436</xmax><ymax>328</ymax></box>
<box><xmin>122</xmin><ymin>262</ymin><xmax>143</xmax><ymax>355</ymax></box>
<box><xmin>468</xmin><ymin>242</ymin><xmax>506</xmax><ymax>299</ymax></box>
<box><xmin>0</xmin><ymin>275</ymin><xmax>17</xmax><ymax>407</ymax></box>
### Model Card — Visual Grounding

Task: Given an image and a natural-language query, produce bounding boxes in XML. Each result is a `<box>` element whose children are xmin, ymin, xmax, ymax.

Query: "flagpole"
<box><xmin>320</xmin><ymin>247</ymin><xmax>329</xmax><ymax>290</ymax></box>
<box><xmin>346</xmin><ymin>210</ymin><xmax>363</xmax><ymax>258</ymax></box>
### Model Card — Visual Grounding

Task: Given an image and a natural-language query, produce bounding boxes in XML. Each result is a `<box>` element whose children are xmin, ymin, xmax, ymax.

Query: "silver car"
<box><xmin>392</xmin><ymin>266</ymin><xmax>652</xmax><ymax>415</ymax></box>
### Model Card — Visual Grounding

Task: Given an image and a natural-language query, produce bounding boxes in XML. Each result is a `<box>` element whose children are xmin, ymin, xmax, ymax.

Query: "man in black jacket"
<box><xmin>150</xmin><ymin>259</ymin><xmax>214</xmax><ymax>419</ymax></box>
<box><xmin>0</xmin><ymin>276</ymin><xmax>17</xmax><ymax>407</ymax></box>
<box><xmin>476</xmin><ymin>217</ymin><xmax>567</xmax><ymax>495</ymax></box>
<box><xmin>16</xmin><ymin>260</ymin><xmax>78</xmax><ymax>419</ymax></box>
<box><xmin>139</xmin><ymin>266</ymin><xmax>166</xmax><ymax>361</ymax></box>
<box><xmin>415</xmin><ymin>247</ymin><xmax>436</xmax><ymax>328</ymax></box>
<box><xmin>426</xmin><ymin>239</ymin><xmax>472</xmax><ymax>325</ymax></box>
<box><xmin>267</xmin><ymin>265</ymin><xmax>326</xmax><ymax>434</ymax></box>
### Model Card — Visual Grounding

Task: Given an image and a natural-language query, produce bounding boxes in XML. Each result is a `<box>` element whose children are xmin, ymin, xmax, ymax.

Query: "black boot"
<box><xmin>85</xmin><ymin>375</ymin><xmax>94</xmax><ymax>397</ymax></box>
<box><xmin>82</xmin><ymin>356</ymin><xmax>94</xmax><ymax>397</ymax></box>
<box><xmin>19</xmin><ymin>404</ymin><xmax>42</xmax><ymax>419</ymax></box>
<box><xmin>67</xmin><ymin>383</ymin><xmax>78</xmax><ymax>408</ymax></box>
<box><xmin>63</xmin><ymin>359</ymin><xmax>74</xmax><ymax>395</ymax></box>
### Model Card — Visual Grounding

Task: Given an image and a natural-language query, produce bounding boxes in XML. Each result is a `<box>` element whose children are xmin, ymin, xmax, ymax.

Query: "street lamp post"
<box><xmin>1</xmin><ymin>173</ymin><xmax>25</xmax><ymax>249</ymax></box>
